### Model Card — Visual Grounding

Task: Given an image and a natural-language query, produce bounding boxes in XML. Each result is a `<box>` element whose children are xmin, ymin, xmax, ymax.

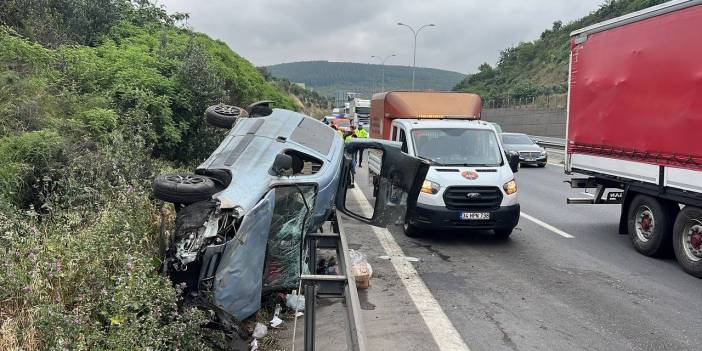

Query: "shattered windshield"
<box><xmin>412</xmin><ymin>128</ymin><xmax>503</xmax><ymax>166</ymax></box>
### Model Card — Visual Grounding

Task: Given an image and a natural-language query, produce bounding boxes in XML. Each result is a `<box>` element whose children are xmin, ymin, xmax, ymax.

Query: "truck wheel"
<box><xmin>205</xmin><ymin>104</ymin><xmax>247</xmax><ymax>128</ymax></box>
<box><xmin>494</xmin><ymin>228</ymin><xmax>513</xmax><ymax>239</ymax></box>
<box><xmin>403</xmin><ymin>218</ymin><xmax>421</xmax><ymax>237</ymax></box>
<box><xmin>627</xmin><ymin>194</ymin><xmax>674</xmax><ymax>257</ymax></box>
<box><xmin>153</xmin><ymin>173</ymin><xmax>217</xmax><ymax>205</ymax></box>
<box><xmin>672</xmin><ymin>206</ymin><xmax>702</xmax><ymax>278</ymax></box>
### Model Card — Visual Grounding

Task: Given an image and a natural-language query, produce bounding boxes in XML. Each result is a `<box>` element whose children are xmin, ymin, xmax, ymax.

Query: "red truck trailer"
<box><xmin>565</xmin><ymin>0</ymin><xmax>702</xmax><ymax>277</ymax></box>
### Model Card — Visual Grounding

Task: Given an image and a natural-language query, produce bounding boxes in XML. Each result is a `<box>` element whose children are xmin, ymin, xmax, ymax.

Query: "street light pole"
<box><xmin>371</xmin><ymin>54</ymin><xmax>396</xmax><ymax>93</ymax></box>
<box><xmin>397</xmin><ymin>22</ymin><xmax>435</xmax><ymax>91</ymax></box>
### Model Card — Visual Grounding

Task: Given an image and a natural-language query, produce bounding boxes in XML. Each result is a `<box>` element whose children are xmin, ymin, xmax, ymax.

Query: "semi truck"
<box><xmin>565</xmin><ymin>0</ymin><xmax>702</xmax><ymax>277</ymax></box>
<box><xmin>348</xmin><ymin>96</ymin><xmax>371</xmax><ymax>126</ymax></box>
<box><xmin>368</xmin><ymin>91</ymin><xmax>521</xmax><ymax>237</ymax></box>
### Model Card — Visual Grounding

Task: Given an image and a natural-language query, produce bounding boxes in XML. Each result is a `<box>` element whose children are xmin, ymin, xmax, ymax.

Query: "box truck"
<box><xmin>565</xmin><ymin>0</ymin><xmax>702</xmax><ymax>277</ymax></box>
<box><xmin>368</xmin><ymin>91</ymin><xmax>521</xmax><ymax>237</ymax></box>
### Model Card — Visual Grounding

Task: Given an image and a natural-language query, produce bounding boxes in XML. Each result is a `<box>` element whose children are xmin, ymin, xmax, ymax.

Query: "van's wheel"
<box><xmin>494</xmin><ymin>228</ymin><xmax>513</xmax><ymax>239</ymax></box>
<box><xmin>205</xmin><ymin>104</ymin><xmax>247</xmax><ymax>128</ymax></box>
<box><xmin>153</xmin><ymin>173</ymin><xmax>217</xmax><ymax>205</ymax></box>
<box><xmin>672</xmin><ymin>206</ymin><xmax>702</xmax><ymax>278</ymax></box>
<box><xmin>627</xmin><ymin>194</ymin><xmax>675</xmax><ymax>257</ymax></box>
<box><xmin>403</xmin><ymin>217</ymin><xmax>421</xmax><ymax>237</ymax></box>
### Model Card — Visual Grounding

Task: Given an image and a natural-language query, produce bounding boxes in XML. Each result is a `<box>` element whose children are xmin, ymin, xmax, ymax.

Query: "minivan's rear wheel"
<box><xmin>153</xmin><ymin>173</ymin><xmax>217</xmax><ymax>205</ymax></box>
<box><xmin>205</xmin><ymin>104</ymin><xmax>247</xmax><ymax>128</ymax></box>
<box><xmin>403</xmin><ymin>217</ymin><xmax>421</xmax><ymax>237</ymax></box>
<box><xmin>627</xmin><ymin>194</ymin><xmax>674</xmax><ymax>257</ymax></box>
<box><xmin>672</xmin><ymin>206</ymin><xmax>702</xmax><ymax>278</ymax></box>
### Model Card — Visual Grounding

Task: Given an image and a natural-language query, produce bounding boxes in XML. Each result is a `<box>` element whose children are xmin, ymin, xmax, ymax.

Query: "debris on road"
<box><xmin>286</xmin><ymin>291</ymin><xmax>306</xmax><ymax>312</ymax></box>
<box><xmin>252</xmin><ymin>322</ymin><xmax>268</xmax><ymax>339</ymax></box>
<box><xmin>350</xmin><ymin>249</ymin><xmax>373</xmax><ymax>289</ymax></box>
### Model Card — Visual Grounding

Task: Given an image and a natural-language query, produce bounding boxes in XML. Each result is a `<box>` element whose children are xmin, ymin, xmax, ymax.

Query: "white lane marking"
<box><xmin>348</xmin><ymin>186</ymin><xmax>471</xmax><ymax>351</ymax></box>
<box><xmin>521</xmin><ymin>212</ymin><xmax>575</xmax><ymax>239</ymax></box>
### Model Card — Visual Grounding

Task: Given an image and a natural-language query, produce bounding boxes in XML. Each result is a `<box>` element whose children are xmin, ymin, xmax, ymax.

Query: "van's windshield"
<box><xmin>411</xmin><ymin>128</ymin><xmax>503</xmax><ymax>167</ymax></box>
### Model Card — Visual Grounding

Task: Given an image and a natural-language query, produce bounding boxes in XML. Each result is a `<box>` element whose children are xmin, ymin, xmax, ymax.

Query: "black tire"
<box><xmin>672</xmin><ymin>206</ymin><xmax>702</xmax><ymax>278</ymax></box>
<box><xmin>205</xmin><ymin>104</ymin><xmax>247</xmax><ymax>128</ymax></box>
<box><xmin>403</xmin><ymin>217</ymin><xmax>421</xmax><ymax>237</ymax></box>
<box><xmin>627</xmin><ymin>194</ymin><xmax>675</xmax><ymax>257</ymax></box>
<box><xmin>153</xmin><ymin>173</ymin><xmax>217</xmax><ymax>205</ymax></box>
<box><xmin>494</xmin><ymin>228</ymin><xmax>513</xmax><ymax>239</ymax></box>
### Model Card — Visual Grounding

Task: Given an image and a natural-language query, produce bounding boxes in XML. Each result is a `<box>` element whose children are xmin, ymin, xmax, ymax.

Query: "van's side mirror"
<box><xmin>507</xmin><ymin>151</ymin><xmax>520</xmax><ymax>173</ymax></box>
<box><xmin>336</xmin><ymin>139</ymin><xmax>429</xmax><ymax>227</ymax></box>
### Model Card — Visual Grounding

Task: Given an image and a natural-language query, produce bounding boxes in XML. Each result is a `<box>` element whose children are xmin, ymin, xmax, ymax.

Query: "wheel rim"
<box><xmin>634</xmin><ymin>205</ymin><xmax>655</xmax><ymax>243</ymax></box>
<box><xmin>214</xmin><ymin>105</ymin><xmax>242</xmax><ymax>116</ymax></box>
<box><xmin>165</xmin><ymin>174</ymin><xmax>204</xmax><ymax>185</ymax></box>
<box><xmin>682</xmin><ymin>220</ymin><xmax>702</xmax><ymax>262</ymax></box>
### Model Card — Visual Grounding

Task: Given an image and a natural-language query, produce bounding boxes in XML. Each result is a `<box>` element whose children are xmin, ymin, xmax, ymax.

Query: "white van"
<box><xmin>370</xmin><ymin>119</ymin><xmax>520</xmax><ymax>237</ymax></box>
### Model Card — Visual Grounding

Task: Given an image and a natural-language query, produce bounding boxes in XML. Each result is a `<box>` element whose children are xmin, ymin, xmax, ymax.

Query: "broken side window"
<box><xmin>263</xmin><ymin>184</ymin><xmax>317</xmax><ymax>292</ymax></box>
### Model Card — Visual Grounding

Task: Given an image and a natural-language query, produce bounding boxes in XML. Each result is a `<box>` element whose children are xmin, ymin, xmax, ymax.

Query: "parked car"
<box><xmin>501</xmin><ymin>133</ymin><xmax>547</xmax><ymax>167</ymax></box>
<box><xmin>152</xmin><ymin>103</ymin><xmax>428</xmax><ymax>328</ymax></box>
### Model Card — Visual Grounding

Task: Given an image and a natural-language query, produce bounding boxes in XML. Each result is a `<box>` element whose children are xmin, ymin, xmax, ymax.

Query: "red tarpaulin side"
<box><xmin>567</xmin><ymin>4</ymin><xmax>702</xmax><ymax>170</ymax></box>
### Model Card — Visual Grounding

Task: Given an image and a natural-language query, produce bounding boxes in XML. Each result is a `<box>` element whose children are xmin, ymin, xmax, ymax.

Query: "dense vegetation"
<box><xmin>453</xmin><ymin>0</ymin><xmax>668</xmax><ymax>102</ymax></box>
<box><xmin>267</xmin><ymin>60</ymin><xmax>465</xmax><ymax>98</ymax></box>
<box><xmin>0</xmin><ymin>1</ymin><xmax>309</xmax><ymax>349</ymax></box>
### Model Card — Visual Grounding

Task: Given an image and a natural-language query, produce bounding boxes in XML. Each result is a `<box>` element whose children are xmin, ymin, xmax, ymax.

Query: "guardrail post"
<box><xmin>304</xmin><ymin>284</ymin><xmax>317</xmax><ymax>351</ymax></box>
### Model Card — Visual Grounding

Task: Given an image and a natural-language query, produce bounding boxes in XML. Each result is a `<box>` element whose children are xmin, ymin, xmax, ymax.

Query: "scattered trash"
<box><xmin>286</xmin><ymin>292</ymin><xmax>305</xmax><ymax>312</ymax></box>
<box><xmin>378</xmin><ymin>255</ymin><xmax>390</xmax><ymax>260</ymax></box>
<box><xmin>270</xmin><ymin>303</ymin><xmax>283</xmax><ymax>328</ymax></box>
<box><xmin>404</xmin><ymin>256</ymin><xmax>420</xmax><ymax>262</ymax></box>
<box><xmin>295</xmin><ymin>311</ymin><xmax>304</xmax><ymax>318</ymax></box>
<box><xmin>349</xmin><ymin>249</ymin><xmax>373</xmax><ymax>289</ymax></box>
<box><xmin>316</xmin><ymin>253</ymin><xmax>339</xmax><ymax>275</ymax></box>
<box><xmin>250</xmin><ymin>339</ymin><xmax>258</xmax><ymax>351</ymax></box>
<box><xmin>252</xmin><ymin>322</ymin><xmax>267</xmax><ymax>339</ymax></box>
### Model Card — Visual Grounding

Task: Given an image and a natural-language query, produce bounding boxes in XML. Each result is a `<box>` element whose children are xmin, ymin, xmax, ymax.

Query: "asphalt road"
<box><xmin>343</xmin><ymin>159</ymin><xmax>702</xmax><ymax>351</ymax></box>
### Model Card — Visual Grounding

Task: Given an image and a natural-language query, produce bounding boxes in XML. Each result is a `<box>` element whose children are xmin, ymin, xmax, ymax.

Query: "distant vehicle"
<box><xmin>329</xmin><ymin>117</ymin><xmax>352</xmax><ymax>131</ymax></box>
<box><xmin>348</xmin><ymin>96</ymin><xmax>371</xmax><ymax>126</ymax></box>
<box><xmin>368</xmin><ymin>91</ymin><xmax>521</xmax><ymax>238</ymax></box>
<box><xmin>501</xmin><ymin>133</ymin><xmax>547</xmax><ymax>167</ymax></box>
<box><xmin>489</xmin><ymin>122</ymin><xmax>503</xmax><ymax>134</ymax></box>
<box><xmin>565</xmin><ymin>1</ymin><xmax>702</xmax><ymax>277</ymax></box>
<box><xmin>152</xmin><ymin>103</ymin><xmax>428</xmax><ymax>325</ymax></box>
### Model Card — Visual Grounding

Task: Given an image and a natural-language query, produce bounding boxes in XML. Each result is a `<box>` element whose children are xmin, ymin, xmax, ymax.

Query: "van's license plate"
<box><xmin>460</xmin><ymin>212</ymin><xmax>490</xmax><ymax>220</ymax></box>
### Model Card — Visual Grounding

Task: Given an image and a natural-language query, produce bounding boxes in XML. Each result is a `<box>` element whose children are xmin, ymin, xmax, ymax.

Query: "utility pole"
<box><xmin>370</xmin><ymin>54</ymin><xmax>396</xmax><ymax>93</ymax></box>
<box><xmin>397</xmin><ymin>22</ymin><xmax>435</xmax><ymax>91</ymax></box>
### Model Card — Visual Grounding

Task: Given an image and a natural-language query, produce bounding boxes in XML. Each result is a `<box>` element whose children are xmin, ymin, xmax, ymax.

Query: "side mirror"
<box><xmin>270</xmin><ymin>153</ymin><xmax>293</xmax><ymax>176</ymax></box>
<box><xmin>507</xmin><ymin>151</ymin><xmax>520</xmax><ymax>173</ymax></box>
<box><xmin>336</xmin><ymin>139</ymin><xmax>429</xmax><ymax>227</ymax></box>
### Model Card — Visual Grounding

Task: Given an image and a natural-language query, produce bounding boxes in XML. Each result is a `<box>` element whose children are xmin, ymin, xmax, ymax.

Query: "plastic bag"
<box><xmin>349</xmin><ymin>249</ymin><xmax>372</xmax><ymax>289</ymax></box>
<box><xmin>286</xmin><ymin>292</ymin><xmax>305</xmax><ymax>312</ymax></box>
<box><xmin>252</xmin><ymin>322</ymin><xmax>267</xmax><ymax>339</ymax></box>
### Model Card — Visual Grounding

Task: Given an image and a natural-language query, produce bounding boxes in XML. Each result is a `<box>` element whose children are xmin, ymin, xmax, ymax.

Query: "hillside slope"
<box><xmin>453</xmin><ymin>0</ymin><xmax>668</xmax><ymax>102</ymax></box>
<box><xmin>0</xmin><ymin>1</ymin><xmax>305</xmax><ymax>349</ymax></box>
<box><xmin>267</xmin><ymin>60</ymin><xmax>466</xmax><ymax>98</ymax></box>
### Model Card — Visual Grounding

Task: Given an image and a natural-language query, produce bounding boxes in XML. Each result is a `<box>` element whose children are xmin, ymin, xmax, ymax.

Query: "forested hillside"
<box><xmin>267</xmin><ymin>60</ymin><xmax>465</xmax><ymax>98</ymax></box>
<box><xmin>453</xmin><ymin>0</ymin><xmax>668</xmax><ymax>102</ymax></box>
<box><xmin>0</xmin><ymin>1</ymin><xmax>306</xmax><ymax>349</ymax></box>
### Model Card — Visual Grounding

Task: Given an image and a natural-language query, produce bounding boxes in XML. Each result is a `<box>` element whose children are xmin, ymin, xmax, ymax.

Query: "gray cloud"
<box><xmin>159</xmin><ymin>0</ymin><xmax>604</xmax><ymax>73</ymax></box>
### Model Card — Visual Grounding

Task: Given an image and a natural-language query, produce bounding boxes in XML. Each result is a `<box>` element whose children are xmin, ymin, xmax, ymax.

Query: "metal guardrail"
<box><xmin>531</xmin><ymin>136</ymin><xmax>566</xmax><ymax>149</ymax></box>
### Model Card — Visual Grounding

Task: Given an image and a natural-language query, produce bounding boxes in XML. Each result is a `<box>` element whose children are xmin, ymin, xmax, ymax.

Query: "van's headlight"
<box><xmin>503</xmin><ymin>179</ymin><xmax>517</xmax><ymax>195</ymax></box>
<box><xmin>421</xmin><ymin>180</ymin><xmax>441</xmax><ymax>195</ymax></box>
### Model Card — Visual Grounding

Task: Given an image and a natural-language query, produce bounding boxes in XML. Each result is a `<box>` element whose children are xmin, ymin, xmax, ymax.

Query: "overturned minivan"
<box><xmin>153</xmin><ymin>104</ymin><xmax>428</xmax><ymax>326</ymax></box>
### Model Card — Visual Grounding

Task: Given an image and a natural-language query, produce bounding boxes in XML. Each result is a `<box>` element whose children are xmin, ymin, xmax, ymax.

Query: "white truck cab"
<box><xmin>376</xmin><ymin>118</ymin><xmax>520</xmax><ymax>237</ymax></box>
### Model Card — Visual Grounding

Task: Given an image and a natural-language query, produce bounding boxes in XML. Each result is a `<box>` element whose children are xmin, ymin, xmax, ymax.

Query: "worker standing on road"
<box><xmin>331</xmin><ymin>124</ymin><xmax>344</xmax><ymax>138</ymax></box>
<box><xmin>344</xmin><ymin>130</ymin><xmax>357</xmax><ymax>187</ymax></box>
<box><xmin>354</xmin><ymin>124</ymin><xmax>369</xmax><ymax>167</ymax></box>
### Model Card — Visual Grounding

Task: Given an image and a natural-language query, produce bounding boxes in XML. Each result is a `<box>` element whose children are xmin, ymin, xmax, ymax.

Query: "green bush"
<box><xmin>75</xmin><ymin>108</ymin><xmax>118</xmax><ymax>140</ymax></box>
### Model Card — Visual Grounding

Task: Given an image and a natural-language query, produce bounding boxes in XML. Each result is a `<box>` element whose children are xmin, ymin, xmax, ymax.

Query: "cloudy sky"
<box><xmin>159</xmin><ymin>0</ymin><xmax>604</xmax><ymax>74</ymax></box>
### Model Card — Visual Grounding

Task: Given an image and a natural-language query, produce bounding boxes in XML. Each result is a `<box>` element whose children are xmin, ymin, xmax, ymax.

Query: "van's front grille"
<box><xmin>443</xmin><ymin>186</ymin><xmax>503</xmax><ymax>210</ymax></box>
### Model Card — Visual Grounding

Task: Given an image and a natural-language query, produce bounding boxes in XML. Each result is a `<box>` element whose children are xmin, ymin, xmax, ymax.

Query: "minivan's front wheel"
<box><xmin>672</xmin><ymin>206</ymin><xmax>702</xmax><ymax>278</ymax></box>
<box><xmin>205</xmin><ymin>104</ymin><xmax>247</xmax><ymax>128</ymax></box>
<box><xmin>153</xmin><ymin>173</ymin><xmax>217</xmax><ymax>205</ymax></box>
